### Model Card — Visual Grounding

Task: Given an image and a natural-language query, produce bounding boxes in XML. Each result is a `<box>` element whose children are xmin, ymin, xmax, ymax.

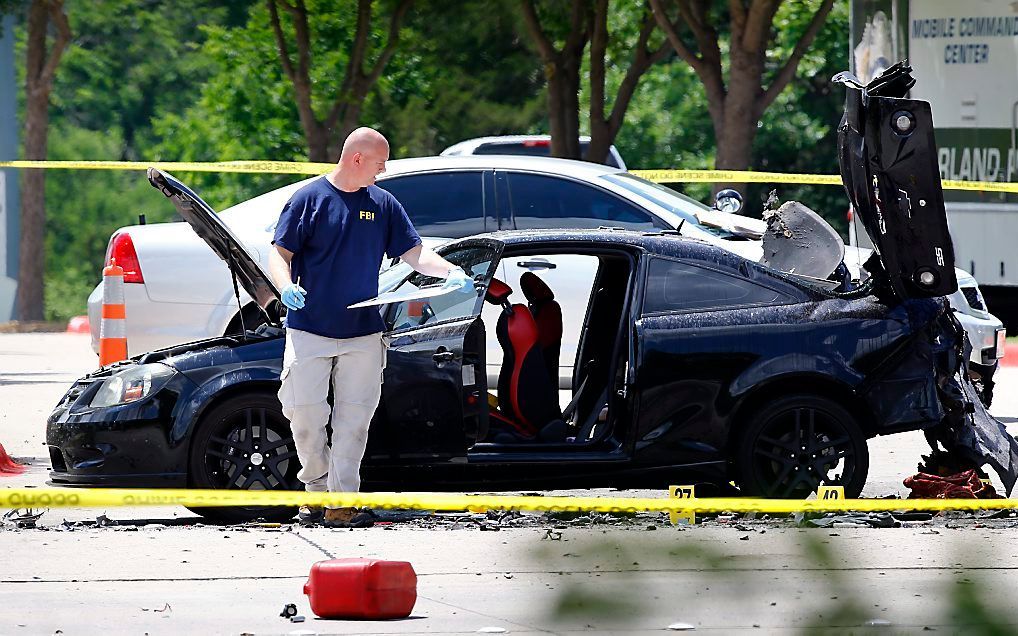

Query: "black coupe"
<box><xmin>47</xmin><ymin>64</ymin><xmax>1018</xmax><ymax>520</ymax></box>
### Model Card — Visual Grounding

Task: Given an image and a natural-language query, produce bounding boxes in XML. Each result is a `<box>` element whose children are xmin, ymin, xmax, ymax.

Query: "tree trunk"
<box><xmin>560</xmin><ymin>59</ymin><xmax>582</xmax><ymax>159</ymax></box>
<box><xmin>519</xmin><ymin>0</ymin><xmax>588</xmax><ymax>160</ymax></box>
<box><xmin>17</xmin><ymin>0</ymin><xmax>70</xmax><ymax>321</ymax></box>
<box><xmin>305</xmin><ymin>120</ymin><xmax>330</xmax><ymax>163</ymax></box>
<box><xmin>546</xmin><ymin>65</ymin><xmax>567</xmax><ymax>157</ymax></box>
<box><xmin>713</xmin><ymin>47</ymin><xmax>762</xmax><ymax>173</ymax></box>
<box><xmin>18</xmin><ymin>119</ymin><xmax>46</xmax><ymax>321</ymax></box>
<box><xmin>586</xmin><ymin>1</ymin><xmax>671</xmax><ymax>165</ymax></box>
<box><xmin>545</xmin><ymin>61</ymin><xmax>583</xmax><ymax>159</ymax></box>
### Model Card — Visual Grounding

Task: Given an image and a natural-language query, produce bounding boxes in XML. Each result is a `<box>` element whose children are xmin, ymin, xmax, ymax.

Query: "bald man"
<box><xmin>269</xmin><ymin>127</ymin><xmax>470</xmax><ymax>527</ymax></box>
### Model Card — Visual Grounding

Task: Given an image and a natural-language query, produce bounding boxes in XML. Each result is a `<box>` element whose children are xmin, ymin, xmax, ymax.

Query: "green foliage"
<box><xmin>749</xmin><ymin>0</ymin><xmax>852</xmax><ymax>232</ymax></box>
<box><xmin>378</xmin><ymin>1</ymin><xmax>546</xmax><ymax>156</ymax></box>
<box><xmin>21</xmin><ymin>0</ymin><xmax>855</xmax><ymax>320</ymax></box>
<box><xmin>52</xmin><ymin>0</ymin><xmax>251</xmax><ymax>159</ymax></box>
<box><xmin>610</xmin><ymin>0</ymin><xmax>851</xmax><ymax>224</ymax></box>
<box><xmin>42</xmin><ymin>124</ymin><xmax>174</xmax><ymax>321</ymax></box>
<box><xmin>147</xmin><ymin>2</ymin><xmax>307</xmax><ymax>208</ymax></box>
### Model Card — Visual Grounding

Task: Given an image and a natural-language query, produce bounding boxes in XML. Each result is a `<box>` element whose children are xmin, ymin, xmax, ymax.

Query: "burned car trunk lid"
<box><xmin>836</xmin><ymin>62</ymin><xmax>1018</xmax><ymax>495</ymax></box>
<box><xmin>147</xmin><ymin>168</ymin><xmax>281</xmax><ymax>324</ymax></box>
<box><xmin>835</xmin><ymin>61</ymin><xmax>957</xmax><ymax>300</ymax></box>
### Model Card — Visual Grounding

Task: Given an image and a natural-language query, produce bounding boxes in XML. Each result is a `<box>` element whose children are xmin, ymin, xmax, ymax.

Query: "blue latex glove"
<box><xmin>280</xmin><ymin>282</ymin><xmax>307</xmax><ymax>310</ymax></box>
<box><xmin>443</xmin><ymin>266</ymin><xmax>473</xmax><ymax>291</ymax></box>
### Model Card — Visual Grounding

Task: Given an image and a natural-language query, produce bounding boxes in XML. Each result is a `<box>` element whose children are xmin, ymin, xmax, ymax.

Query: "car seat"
<box><xmin>484</xmin><ymin>278</ymin><xmax>565</xmax><ymax>441</ymax></box>
<box><xmin>520</xmin><ymin>272</ymin><xmax>563</xmax><ymax>388</ymax></box>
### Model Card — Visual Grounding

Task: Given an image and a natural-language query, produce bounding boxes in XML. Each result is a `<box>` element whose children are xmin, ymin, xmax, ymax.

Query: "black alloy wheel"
<box><xmin>736</xmin><ymin>395</ymin><xmax>868</xmax><ymax>498</ymax></box>
<box><xmin>188</xmin><ymin>394</ymin><xmax>302</xmax><ymax>522</ymax></box>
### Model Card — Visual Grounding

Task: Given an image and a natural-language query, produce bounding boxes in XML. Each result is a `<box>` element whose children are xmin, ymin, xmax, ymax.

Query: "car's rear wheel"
<box><xmin>736</xmin><ymin>395</ymin><xmax>868</xmax><ymax>498</ymax></box>
<box><xmin>187</xmin><ymin>394</ymin><xmax>301</xmax><ymax>522</ymax></box>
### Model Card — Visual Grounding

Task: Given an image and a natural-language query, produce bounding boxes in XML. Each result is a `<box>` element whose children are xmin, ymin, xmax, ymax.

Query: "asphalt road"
<box><xmin>3</xmin><ymin>333</ymin><xmax>1018</xmax><ymax>634</ymax></box>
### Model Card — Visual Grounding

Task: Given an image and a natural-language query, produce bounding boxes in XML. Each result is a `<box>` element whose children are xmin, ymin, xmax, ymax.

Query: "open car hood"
<box><xmin>147</xmin><ymin>168</ymin><xmax>280</xmax><ymax>322</ymax></box>
<box><xmin>835</xmin><ymin>61</ymin><xmax>957</xmax><ymax>299</ymax></box>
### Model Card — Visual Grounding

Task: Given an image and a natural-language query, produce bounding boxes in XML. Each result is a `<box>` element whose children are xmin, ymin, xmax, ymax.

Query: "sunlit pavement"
<box><xmin>3</xmin><ymin>334</ymin><xmax>1018</xmax><ymax>633</ymax></box>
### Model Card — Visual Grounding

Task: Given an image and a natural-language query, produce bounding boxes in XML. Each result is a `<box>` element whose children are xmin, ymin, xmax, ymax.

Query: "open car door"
<box><xmin>836</xmin><ymin>61</ymin><xmax>957</xmax><ymax>299</ymax></box>
<box><xmin>371</xmin><ymin>241</ymin><xmax>501</xmax><ymax>462</ymax></box>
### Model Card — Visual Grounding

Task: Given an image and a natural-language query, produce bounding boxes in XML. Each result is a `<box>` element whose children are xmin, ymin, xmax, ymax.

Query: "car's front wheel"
<box><xmin>187</xmin><ymin>393</ymin><xmax>302</xmax><ymax>522</ymax></box>
<box><xmin>736</xmin><ymin>395</ymin><xmax>868</xmax><ymax>498</ymax></box>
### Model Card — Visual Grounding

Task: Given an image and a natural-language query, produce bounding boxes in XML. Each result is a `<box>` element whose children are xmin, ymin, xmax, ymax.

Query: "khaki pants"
<box><xmin>278</xmin><ymin>328</ymin><xmax>386</xmax><ymax>494</ymax></box>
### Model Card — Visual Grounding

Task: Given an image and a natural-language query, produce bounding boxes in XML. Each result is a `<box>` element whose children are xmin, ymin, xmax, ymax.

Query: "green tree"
<box><xmin>517</xmin><ymin>0</ymin><xmax>670</xmax><ymax>163</ymax></box>
<box><xmin>17</xmin><ymin>0</ymin><xmax>69</xmax><ymax>321</ymax></box>
<box><xmin>27</xmin><ymin>1</ymin><xmax>258</xmax><ymax>320</ymax></box>
<box><xmin>649</xmin><ymin>0</ymin><xmax>835</xmax><ymax>177</ymax></box>
<box><xmin>377</xmin><ymin>1</ymin><xmax>545</xmax><ymax>157</ymax></box>
<box><xmin>586</xmin><ymin>0</ymin><xmax>671</xmax><ymax>164</ymax></box>
<box><xmin>518</xmin><ymin>0</ymin><xmax>589</xmax><ymax>159</ymax></box>
<box><xmin>267</xmin><ymin>0</ymin><xmax>414</xmax><ymax>162</ymax></box>
<box><xmin>150</xmin><ymin>0</ymin><xmax>546</xmax><ymax>204</ymax></box>
<box><xmin>611</xmin><ymin>1</ymin><xmax>850</xmax><ymax>227</ymax></box>
<box><xmin>42</xmin><ymin>125</ymin><xmax>174</xmax><ymax>321</ymax></box>
<box><xmin>50</xmin><ymin>0</ymin><xmax>250</xmax><ymax>159</ymax></box>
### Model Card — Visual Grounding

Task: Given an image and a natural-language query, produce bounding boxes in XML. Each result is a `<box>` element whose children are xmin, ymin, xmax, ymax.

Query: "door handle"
<box><xmin>516</xmin><ymin>260</ymin><xmax>556</xmax><ymax>269</ymax></box>
<box><xmin>432</xmin><ymin>348</ymin><xmax>455</xmax><ymax>363</ymax></box>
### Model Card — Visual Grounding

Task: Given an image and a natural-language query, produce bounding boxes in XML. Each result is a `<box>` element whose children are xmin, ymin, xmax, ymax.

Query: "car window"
<box><xmin>386</xmin><ymin>245</ymin><xmax>497</xmax><ymax>331</ymax></box>
<box><xmin>506</xmin><ymin>172</ymin><xmax>666</xmax><ymax>231</ymax></box>
<box><xmin>378</xmin><ymin>172</ymin><xmax>486</xmax><ymax>238</ymax></box>
<box><xmin>482</xmin><ymin>253</ymin><xmax>599</xmax><ymax>381</ymax></box>
<box><xmin>600</xmin><ymin>173</ymin><xmax>729</xmax><ymax>238</ymax></box>
<box><xmin>643</xmin><ymin>257</ymin><xmax>792</xmax><ymax>314</ymax></box>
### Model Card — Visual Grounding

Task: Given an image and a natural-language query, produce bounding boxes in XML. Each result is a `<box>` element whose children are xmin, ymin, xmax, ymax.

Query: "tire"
<box><xmin>736</xmin><ymin>394</ymin><xmax>868</xmax><ymax>498</ymax></box>
<box><xmin>187</xmin><ymin>393</ymin><xmax>302</xmax><ymax>522</ymax></box>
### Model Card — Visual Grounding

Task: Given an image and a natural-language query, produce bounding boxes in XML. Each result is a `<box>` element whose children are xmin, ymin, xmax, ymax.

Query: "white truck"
<box><xmin>851</xmin><ymin>0</ymin><xmax>1018</xmax><ymax>328</ymax></box>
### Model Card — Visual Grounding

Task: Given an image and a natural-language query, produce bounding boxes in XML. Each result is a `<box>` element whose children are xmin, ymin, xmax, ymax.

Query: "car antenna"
<box><xmin>226</xmin><ymin>251</ymin><xmax>248</xmax><ymax>342</ymax></box>
<box><xmin>677</xmin><ymin>218</ymin><xmax>686</xmax><ymax>234</ymax></box>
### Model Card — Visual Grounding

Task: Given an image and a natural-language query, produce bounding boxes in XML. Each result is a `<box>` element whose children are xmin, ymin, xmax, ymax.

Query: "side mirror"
<box><xmin>714</xmin><ymin>189</ymin><xmax>743</xmax><ymax>214</ymax></box>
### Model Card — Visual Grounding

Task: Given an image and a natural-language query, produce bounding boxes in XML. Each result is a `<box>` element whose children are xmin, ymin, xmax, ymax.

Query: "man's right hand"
<box><xmin>281</xmin><ymin>283</ymin><xmax>307</xmax><ymax>310</ymax></box>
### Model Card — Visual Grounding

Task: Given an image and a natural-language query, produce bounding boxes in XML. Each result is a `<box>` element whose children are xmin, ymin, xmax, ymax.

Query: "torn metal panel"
<box><xmin>923</xmin><ymin>307</ymin><xmax>1018</xmax><ymax>494</ymax></box>
<box><xmin>761</xmin><ymin>201</ymin><xmax>845</xmax><ymax>280</ymax></box>
<box><xmin>936</xmin><ymin>370</ymin><xmax>1018</xmax><ymax>495</ymax></box>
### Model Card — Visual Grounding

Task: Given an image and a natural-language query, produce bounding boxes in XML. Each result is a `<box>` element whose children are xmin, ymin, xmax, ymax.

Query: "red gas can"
<box><xmin>303</xmin><ymin>558</ymin><xmax>417</xmax><ymax>619</ymax></box>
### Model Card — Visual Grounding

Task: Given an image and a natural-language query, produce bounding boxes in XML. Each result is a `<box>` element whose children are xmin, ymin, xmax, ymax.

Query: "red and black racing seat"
<box><xmin>485</xmin><ymin>278</ymin><xmax>564</xmax><ymax>441</ymax></box>
<box><xmin>520</xmin><ymin>272</ymin><xmax>563</xmax><ymax>388</ymax></box>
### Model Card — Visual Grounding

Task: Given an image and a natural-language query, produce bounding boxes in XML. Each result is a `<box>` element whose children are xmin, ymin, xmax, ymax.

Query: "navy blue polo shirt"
<box><xmin>272</xmin><ymin>177</ymin><xmax>421</xmax><ymax>339</ymax></box>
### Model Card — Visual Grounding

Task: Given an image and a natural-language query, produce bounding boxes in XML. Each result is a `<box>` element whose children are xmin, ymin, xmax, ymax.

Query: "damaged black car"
<box><xmin>47</xmin><ymin>63</ymin><xmax>1018</xmax><ymax>520</ymax></box>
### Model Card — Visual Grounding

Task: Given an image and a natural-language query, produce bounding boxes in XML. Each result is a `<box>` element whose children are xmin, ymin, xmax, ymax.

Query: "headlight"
<box><xmin>89</xmin><ymin>363</ymin><xmax>176</xmax><ymax>408</ymax></box>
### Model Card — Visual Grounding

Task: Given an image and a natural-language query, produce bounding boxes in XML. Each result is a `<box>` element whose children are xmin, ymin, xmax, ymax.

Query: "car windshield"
<box><xmin>600</xmin><ymin>173</ymin><xmax>728</xmax><ymax>237</ymax></box>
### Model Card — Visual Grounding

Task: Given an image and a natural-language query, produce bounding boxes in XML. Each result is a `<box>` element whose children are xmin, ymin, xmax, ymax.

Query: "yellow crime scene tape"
<box><xmin>2</xmin><ymin>488</ymin><xmax>1017</xmax><ymax>514</ymax></box>
<box><xmin>0</xmin><ymin>159</ymin><xmax>334</xmax><ymax>175</ymax></box>
<box><xmin>1</xmin><ymin>160</ymin><xmax>1017</xmax><ymax>193</ymax></box>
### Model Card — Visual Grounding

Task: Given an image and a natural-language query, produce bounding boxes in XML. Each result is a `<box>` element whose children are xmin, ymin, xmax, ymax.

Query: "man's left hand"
<box><xmin>443</xmin><ymin>266</ymin><xmax>473</xmax><ymax>291</ymax></box>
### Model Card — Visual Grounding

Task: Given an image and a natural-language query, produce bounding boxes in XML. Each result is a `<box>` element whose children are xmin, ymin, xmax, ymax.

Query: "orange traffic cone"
<box><xmin>0</xmin><ymin>442</ymin><xmax>25</xmax><ymax>475</ymax></box>
<box><xmin>99</xmin><ymin>259</ymin><xmax>128</xmax><ymax>366</ymax></box>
